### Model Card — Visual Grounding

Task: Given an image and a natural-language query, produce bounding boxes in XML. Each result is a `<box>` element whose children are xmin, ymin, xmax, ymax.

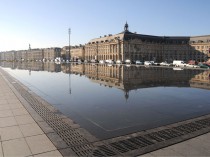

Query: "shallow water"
<box><xmin>1</xmin><ymin>62</ymin><xmax>210</xmax><ymax>139</ymax></box>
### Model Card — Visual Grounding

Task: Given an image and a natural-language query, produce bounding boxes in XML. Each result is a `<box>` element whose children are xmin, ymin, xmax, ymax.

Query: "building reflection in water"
<box><xmin>1</xmin><ymin>61</ymin><xmax>210</xmax><ymax>99</ymax></box>
<box><xmin>63</xmin><ymin>63</ymin><xmax>210</xmax><ymax>100</ymax></box>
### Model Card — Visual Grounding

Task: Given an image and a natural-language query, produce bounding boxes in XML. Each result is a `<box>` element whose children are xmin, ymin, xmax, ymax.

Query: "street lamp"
<box><xmin>68</xmin><ymin>28</ymin><xmax>71</xmax><ymax>94</ymax></box>
<box><xmin>68</xmin><ymin>28</ymin><xmax>71</xmax><ymax>61</ymax></box>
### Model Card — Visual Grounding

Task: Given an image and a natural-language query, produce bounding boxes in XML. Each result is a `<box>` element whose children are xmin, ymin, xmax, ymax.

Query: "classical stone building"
<box><xmin>61</xmin><ymin>45</ymin><xmax>85</xmax><ymax>61</ymax></box>
<box><xmin>43</xmin><ymin>47</ymin><xmax>61</xmax><ymax>61</ymax></box>
<box><xmin>85</xmin><ymin>23</ymin><xmax>210</xmax><ymax>62</ymax></box>
<box><xmin>26</xmin><ymin>49</ymin><xmax>44</xmax><ymax>61</ymax></box>
<box><xmin>71</xmin><ymin>45</ymin><xmax>85</xmax><ymax>61</ymax></box>
<box><xmin>0</xmin><ymin>48</ymin><xmax>61</xmax><ymax>62</ymax></box>
<box><xmin>0</xmin><ymin>51</ymin><xmax>16</xmax><ymax>61</ymax></box>
<box><xmin>16</xmin><ymin>50</ymin><xmax>28</xmax><ymax>61</ymax></box>
<box><xmin>190</xmin><ymin>35</ymin><xmax>210</xmax><ymax>60</ymax></box>
<box><xmin>61</xmin><ymin>46</ymin><xmax>69</xmax><ymax>60</ymax></box>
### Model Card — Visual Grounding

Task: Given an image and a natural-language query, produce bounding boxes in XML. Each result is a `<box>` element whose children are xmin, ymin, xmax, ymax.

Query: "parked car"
<box><xmin>160</xmin><ymin>61</ymin><xmax>170</xmax><ymax>66</ymax></box>
<box><xmin>204</xmin><ymin>63</ymin><xmax>210</xmax><ymax>68</ymax></box>
<box><xmin>198</xmin><ymin>63</ymin><xmax>210</xmax><ymax>69</ymax></box>
<box><xmin>153</xmin><ymin>62</ymin><xmax>160</xmax><ymax>66</ymax></box>
<box><xmin>99</xmin><ymin>60</ymin><xmax>105</xmax><ymax>64</ymax></box>
<box><xmin>150</xmin><ymin>61</ymin><xmax>160</xmax><ymax>66</ymax></box>
<box><xmin>125</xmin><ymin>59</ymin><xmax>131</xmax><ymax>64</ymax></box>
<box><xmin>105</xmin><ymin>60</ymin><xmax>114</xmax><ymax>64</ymax></box>
<box><xmin>193</xmin><ymin>65</ymin><xmax>200</xmax><ymax>68</ymax></box>
<box><xmin>144</xmin><ymin>61</ymin><xmax>152</xmax><ymax>66</ymax></box>
<box><xmin>77</xmin><ymin>59</ymin><xmax>82</xmax><ymax>63</ymax></box>
<box><xmin>135</xmin><ymin>60</ymin><xmax>143</xmax><ymax>65</ymax></box>
<box><xmin>90</xmin><ymin>59</ymin><xmax>98</xmax><ymax>63</ymax></box>
<box><xmin>186</xmin><ymin>64</ymin><xmax>199</xmax><ymax>68</ymax></box>
<box><xmin>173</xmin><ymin>60</ymin><xmax>187</xmax><ymax>67</ymax></box>
<box><xmin>116</xmin><ymin>60</ymin><xmax>122</xmax><ymax>64</ymax></box>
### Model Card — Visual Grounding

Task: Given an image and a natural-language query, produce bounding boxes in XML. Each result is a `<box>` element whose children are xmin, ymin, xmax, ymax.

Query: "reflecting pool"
<box><xmin>1</xmin><ymin>62</ymin><xmax>210</xmax><ymax>139</ymax></box>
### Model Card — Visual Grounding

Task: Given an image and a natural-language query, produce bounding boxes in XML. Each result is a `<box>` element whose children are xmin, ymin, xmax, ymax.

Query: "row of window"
<box><xmin>194</xmin><ymin>45</ymin><xmax>210</xmax><ymax>49</ymax></box>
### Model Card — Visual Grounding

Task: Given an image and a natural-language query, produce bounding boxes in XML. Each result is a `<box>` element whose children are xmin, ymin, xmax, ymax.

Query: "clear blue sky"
<box><xmin>0</xmin><ymin>0</ymin><xmax>210</xmax><ymax>51</ymax></box>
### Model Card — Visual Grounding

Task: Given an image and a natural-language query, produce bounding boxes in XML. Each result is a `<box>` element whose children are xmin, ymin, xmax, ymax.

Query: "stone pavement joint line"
<box><xmin>1</xmin><ymin>67</ymin><xmax>210</xmax><ymax>157</ymax></box>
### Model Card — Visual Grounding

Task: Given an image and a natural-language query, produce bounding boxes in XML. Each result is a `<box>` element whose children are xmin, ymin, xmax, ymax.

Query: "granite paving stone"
<box><xmin>9</xmin><ymin>103</ymin><xmax>23</xmax><ymax>109</ymax></box>
<box><xmin>0</xmin><ymin>142</ymin><xmax>3</xmax><ymax>157</ymax></box>
<box><xmin>146</xmin><ymin>137</ymin><xmax>210</xmax><ymax>157</ymax></box>
<box><xmin>139</xmin><ymin>153</ymin><xmax>155</xmax><ymax>157</ymax></box>
<box><xmin>0</xmin><ymin>105</ymin><xmax>10</xmax><ymax>111</ymax></box>
<box><xmin>7</xmin><ymin>99</ymin><xmax>21</xmax><ymax>104</ymax></box>
<box><xmin>15</xmin><ymin>114</ymin><xmax>36</xmax><ymax>125</ymax></box>
<box><xmin>184</xmin><ymin>138</ymin><xmax>210</xmax><ymax>155</ymax></box>
<box><xmin>150</xmin><ymin>148</ymin><xmax>183</xmax><ymax>156</ymax></box>
<box><xmin>19</xmin><ymin>123</ymin><xmax>44</xmax><ymax>137</ymax></box>
<box><xmin>197</xmin><ymin>132</ymin><xmax>210</xmax><ymax>141</ymax></box>
<box><xmin>25</xmin><ymin>134</ymin><xmax>57</xmax><ymax>154</ymax></box>
<box><xmin>0</xmin><ymin>110</ymin><xmax>13</xmax><ymax>118</ymax></box>
<box><xmin>170</xmin><ymin>143</ymin><xmax>209</xmax><ymax>156</ymax></box>
<box><xmin>0</xmin><ymin>125</ymin><xmax>23</xmax><ymax>141</ymax></box>
<box><xmin>12</xmin><ymin>108</ymin><xmax>29</xmax><ymax>116</ymax></box>
<box><xmin>0</xmin><ymin>100</ymin><xmax>7</xmax><ymax>105</ymax></box>
<box><xmin>33</xmin><ymin>150</ymin><xmax>63</xmax><ymax>157</ymax></box>
<box><xmin>2</xmin><ymin>138</ymin><xmax>32</xmax><ymax>157</ymax></box>
<box><xmin>0</xmin><ymin>97</ymin><xmax>6</xmax><ymax>100</ymax></box>
<box><xmin>0</xmin><ymin>116</ymin><xmax>17</xmax><ymax>127</ymax></box>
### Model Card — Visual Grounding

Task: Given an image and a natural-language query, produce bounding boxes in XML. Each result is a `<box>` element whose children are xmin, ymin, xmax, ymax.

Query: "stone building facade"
<box><xmin>0</xmin><ymin>51</ymin><xmax>16</xmax><ymax>61</ymax></box>
<box><xmin>16</xmin><ymin>50</ymin><xmax>28</xmax><ymax>61</ymax></box>
<box><xmin>61</xmin><ymin>45</ymin><xmax>85</xmax><ymax>61</ymax></box>
<box><xmin>26</xmin><ymin>49</ymin><xmax>44</xmax><ymax>61</ymax></box>
<box><xmin>43</xmin><ymin>47</ymin><xmax>61</xmax><ymax>61</ymax></box>
<box><xmin>0</xmin><ymin>48</ymin><xmax>61</xmax><ymax>61</ymax></box>
<box><xmin>190</xmin><ymin>35</ymin><xmax>210</xmax><ymax>60</ymax></box>
<box><xmin>85</xmin><ymin>23</ymin><xmax>210</xmax><ymax>62</ymax></box>
<box><xmin>61</xmin><ymin>46</ymin><xmax>70</xmax><ymax>60</ymax></box>
<box><xmin>71</xmin><ymin>45</ymin><xmax>85</xmax><ymax>61</ymax></box>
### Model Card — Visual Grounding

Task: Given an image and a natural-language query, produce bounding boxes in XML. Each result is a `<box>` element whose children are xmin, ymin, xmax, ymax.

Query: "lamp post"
<box><xmin>68</xmin><ymin>28</ymin><xmax>71</xmax><ymax>94</ymax></box>
<box><xmin>68</xmin><ymin>28</ymin><xmax>71</xmax><ymax>61</ymax></box>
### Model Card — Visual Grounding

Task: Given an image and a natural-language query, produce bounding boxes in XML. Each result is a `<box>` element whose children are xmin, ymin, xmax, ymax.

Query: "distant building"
<box><xmin>61</xmin><ymin>45</ymin><xmax>85</xmax><ymax>61</ymax></box>
<box><xmin>0</xmin><ymin>50</ymin><xmax>16</xmax><ymax>61</ymax></box>
<box><xmin>27</xmin><ymin>49</ymin><xmax>44</xmax><ymax>61</ymax></box>
<box><xmin>61</xmin><ymin>46</ymin><xmax>69</xmax><ymax>60</ymax></box>
<box><xmin>190</xmin><ymin>36</ymin><xmax>210</xmax><ymax>60</ymax></box>
<box><xmin>43</xmin><ymin>47</ymin><xmax>61</xmax><ymax>61</ymax></box>
<box><xmin>85</xmin><ymin>22</ymin><xmax>210</xmax><ymax>62</ymax></box>
<box><xmin>0</xmin><ymin>47</ymin><xmax>61</xmax><ymax>62</ymax></box>
<box><xmin>71</xmin><ymin>45</ymin><xmax>85</xmax><ymax>61</ymax></box>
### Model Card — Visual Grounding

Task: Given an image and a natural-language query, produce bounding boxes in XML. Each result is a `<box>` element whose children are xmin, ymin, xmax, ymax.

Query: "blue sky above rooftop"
<box><xmin>0</xmin><ymin>0</ymin><xmax>210</xmax><ymax>51</ymax></box>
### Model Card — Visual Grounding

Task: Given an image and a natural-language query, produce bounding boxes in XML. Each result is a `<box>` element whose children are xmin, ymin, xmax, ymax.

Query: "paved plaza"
<box><xmin>1</xmin><ymin>68</ymin><xmax>210</xmax><ymax>156</ymax></box>
<box><xmin>0</xmin><ymin>71</ymin><xmax>63</xmax><ymax>157</ymax></box>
